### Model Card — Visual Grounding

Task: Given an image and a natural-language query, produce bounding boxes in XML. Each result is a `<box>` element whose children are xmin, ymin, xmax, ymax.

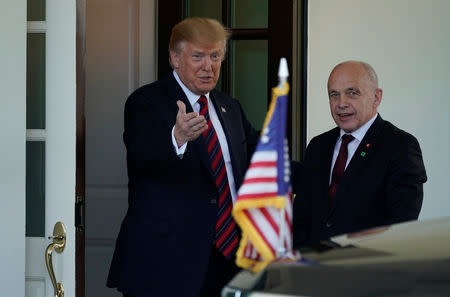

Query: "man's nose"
<box><xmin>202</xmin><ymin>56</ymin><xmax>213</xmax><ymax>70</ymax></box>
<box><xmin>337</xmin><ymin>96</ymin><xmax>349</xmax><ymax>108</ymax></box>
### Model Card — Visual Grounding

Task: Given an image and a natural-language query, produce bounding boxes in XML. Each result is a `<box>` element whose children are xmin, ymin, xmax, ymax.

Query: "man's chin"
<box><xmin>338</xmin><ymin>122</ymin><xmax>356</xmax><ymax>133</ymax></box>
<box><xmin>197</xmin><ymin>85</ymin><xmax>216</xmax><ymax>94</ymax></box>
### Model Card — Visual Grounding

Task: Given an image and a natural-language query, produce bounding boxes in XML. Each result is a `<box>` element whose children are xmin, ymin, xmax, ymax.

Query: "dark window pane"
<box><xmin>187</xmin><ymin>0</ymin><xmax>222</xmax><ymax>21</ymax></box>
<box><xmin>232</xmin><ymin>0</ymin><xmax>268</xmax><ymax>29</ymax></box>
<box><xmin>26</xmin><ymin>141</ymin><xmax>45</xmax><ymax>237</ymax></box>
<box><xmin>27</xmin><ymin>33</ymin><xmax>46</xmax><ymax>129</ymax></box>
<box><xmin>231</xmin><ymin>40</ymin><xmax>268</xmax><ymax>129</ymax></box>
<box><xmin>27</xmin><ymin>0</ymin><xmax>46</xmax><ymax>21</ymax></box>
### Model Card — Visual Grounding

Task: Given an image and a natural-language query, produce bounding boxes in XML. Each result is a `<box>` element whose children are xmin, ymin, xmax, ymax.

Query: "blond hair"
<box><xmin>169</xmin><ymin>17</ymin><xmax>230</xmax><ymax>55</ymax></box>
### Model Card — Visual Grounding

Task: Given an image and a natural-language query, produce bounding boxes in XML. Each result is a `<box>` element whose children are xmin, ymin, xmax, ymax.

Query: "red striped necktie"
<box><xmin>198</xmin><ymin>95</ymin><xmax>239</xmax><ymax>259</ymax></box>
<box><xmin>329</xmin><ymin>134</ymin><xmax>354</xmax><ymax>201</ymax></box>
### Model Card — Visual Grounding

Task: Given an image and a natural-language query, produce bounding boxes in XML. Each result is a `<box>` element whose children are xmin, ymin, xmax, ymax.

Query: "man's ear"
<box><xmin>373</xmin><ymin>88</ymin><xmax>383</xmax><ymax>108</ymax></box>
<box><xmin>170</xmin><ymin>50</ymin><xmax>179</xmax><ymax>69</ymax></box>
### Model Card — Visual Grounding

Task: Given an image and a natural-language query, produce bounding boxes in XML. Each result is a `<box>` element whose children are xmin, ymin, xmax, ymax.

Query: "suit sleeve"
<box><xmin>385</xmin><ymin>133</ymin><xmax>427</xmax><ymax>223</ymax></box>
<box><xmin>123</xmin><ymin>91</ymin><xmax>186</xmax><ymax>179</ymax></box>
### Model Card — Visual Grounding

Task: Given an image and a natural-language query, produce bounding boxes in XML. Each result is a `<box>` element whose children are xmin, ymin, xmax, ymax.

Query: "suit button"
<box><xmin>326</xmin><ymin>222</ymin><xmax>332</xmax><ymax>228</ymax></box>
<box><xmin>210</xmin><ymin>198</ymin><xmax>217</xmax><ymax>204</ymax></box>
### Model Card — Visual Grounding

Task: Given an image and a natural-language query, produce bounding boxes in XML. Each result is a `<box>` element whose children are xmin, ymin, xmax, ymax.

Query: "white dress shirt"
<box><xmin>171</xmin><ymin>71</ymin><xmax>238</xmax><ymax>203</ymax></box>
<box><xmin>329</xmin><ymin>114</ymin><xmax>378</xmax><ymax>185</ymax></box>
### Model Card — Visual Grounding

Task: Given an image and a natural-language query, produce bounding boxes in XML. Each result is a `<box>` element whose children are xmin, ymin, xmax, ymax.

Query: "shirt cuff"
<box><xmin>172</xmin><ymin>126</ymin><xmax>187</xmax><ymax>158</ymax></box>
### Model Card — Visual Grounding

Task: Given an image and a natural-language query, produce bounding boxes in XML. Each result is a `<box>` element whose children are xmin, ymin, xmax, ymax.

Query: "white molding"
<box><xmin>26</xmin><ymin>129</ymin><xmax>47</xmax><ymax>141</ymax></box>
<box><xmin>139</xmin><ymin>0</ymin><xmax>156</xmax><ymax>86</ymax></box>
<box><xmin>27</xmin><ymin>21</ymin><xmax>47</xmax><ymax>33</ymax></box>
<box><xmin>25</xmin><ymin>277</ymin><xmax>46</xmax><ymax>297</ymax></box>
<box><xmin>128</xmin><ymin>0</ymin><xmax>138</xmax><ymax>94</ymax></box>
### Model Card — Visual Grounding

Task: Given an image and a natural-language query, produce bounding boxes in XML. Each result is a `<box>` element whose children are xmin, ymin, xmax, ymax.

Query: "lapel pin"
<box><xmin>361</xmin><ymin>151</ymin><xmax>366</xmax><ymax>157</ymax></box>
<box><xmin>221</xmin><ymin>106</ymin><xmax>226</xmax><ymax>113</ymax></box>
<box><xmin>365</xmin><ymin>143</ymin><xmax>371</xmax><ymax>148</ymax></box>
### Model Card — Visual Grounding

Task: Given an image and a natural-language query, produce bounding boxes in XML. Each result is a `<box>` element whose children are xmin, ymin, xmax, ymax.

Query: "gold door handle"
<box><xmin>45</xmin><ymin>222</ymin><xmax>66</xmax><ymax>297</ymax></box>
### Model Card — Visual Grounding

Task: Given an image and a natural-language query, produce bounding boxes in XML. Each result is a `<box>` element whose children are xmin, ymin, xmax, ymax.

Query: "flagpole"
<box><xmin>277</xmin><ymin>58</ymin><xmax>288</xmax><ymax>258</ymax></box>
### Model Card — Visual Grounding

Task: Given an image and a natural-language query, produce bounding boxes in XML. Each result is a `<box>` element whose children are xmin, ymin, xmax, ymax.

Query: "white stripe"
<box><xmin>252</xmin><ymin>246</ymin><xmax>258</xmax><ymax>259</ymax></box>
<box><xmin>245</xmin><ymin>167</ymin><xmax>277</xmax><ymax>179</ymax></box>
<box><xmin>247</xmin><ymin>208</ymin><xmax>280</xmax><ymax>249</ymax></box>
<box><xmin>244</xmin><ymin>242</ymin><xmax>251</xmax><ymax>258</ymax></box>
<box><xmin>238</xmin><ymin>182</ymin><xmax>278</xmax><ymax>195</ymax></box>
<box><xmin>252</xmin><ymin>151</ymin><xmax>277</xmax><ymax>162</ymax></box>
<box><xmin>241</xmin><ymin>197</ymin><xmax>297</xmax><ymax>261</ymax></box>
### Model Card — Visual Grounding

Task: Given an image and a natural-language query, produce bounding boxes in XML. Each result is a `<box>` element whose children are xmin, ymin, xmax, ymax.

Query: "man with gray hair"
<box><xmin>292</xmin><ymin>61</ymin><xmax>427</xmax><ymax>247</ymax></box>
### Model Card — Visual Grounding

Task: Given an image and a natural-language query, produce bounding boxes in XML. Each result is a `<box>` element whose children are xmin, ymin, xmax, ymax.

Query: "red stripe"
<box><xmin>211</xmin><ymin>148</ymin><xmax>223</xmax><ymax>171</ymax></box>
<box><xmin>215</xmin><ymin>165</ymin><xmax>226</xmax><ymax>187</ymax></box>
<box><xmin>216</xmin><ymin>219</ymin><xmax>236</xmax><ymax>246</ymax></box>
<box><xmin>249</xmin><ymin>161</ymin><xmax>277</xmax><ymax>168</ymax></box>
<box><xmin>237</xmin><ymin>192</ymin><xmax>278</xmax><ymax>199</ymax></box>
<box><xmin>222</xmin><ymin>234</ymin><xmax>239</xmax><ymax>257</ymax></box>
<box><xmin>247</xmin><ymin>243</ymin><xmax>252</xmax><ymax>257</ymax></box>
<box><xmin>208</xmin><ymin>131</ymin><xmax>218</xmax><ymax>153</ymax></box>
<box><xmin>260</xmin><ymin>208</ymin><xmax>280</xmax><ymax>235</ymax></box>
<box><xmin>218</xmin><ymin>185</ymin><xmax>230</xmax><ymax>205</ymax></box>
<box><xmin>243</xmin><ymin>209</ymin><xmax>276</xmax><ymax>256</ymax></box>
<box><xmin>284</xmin><ymin>209</ymin><xmax>292</xmax><ymax>232</ymax></box>
<box><xmin>202</xmin><ymin>120</ymin><xmax>211</xmax><ymax>138</ymax></box>
<box><xmin>215</xmin><ymin>203</ymin><xmax>232</xmax><ymax>230</ymax></box>
<box><xmin>242</xmin><ymin>177</ymin><xmax>277</xmax><ymax>184</ymax></box>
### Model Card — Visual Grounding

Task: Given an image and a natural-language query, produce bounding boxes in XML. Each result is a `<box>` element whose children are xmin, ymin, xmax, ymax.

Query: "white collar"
<box><xmin>339</xmin><ymin>113</ymin><xmax>378</xmax><ymax>142</ymax></box>
<box><xmin>173</xmin><ymin>71</ymin><xmax>210</xmax><ymax>106</ymax></box>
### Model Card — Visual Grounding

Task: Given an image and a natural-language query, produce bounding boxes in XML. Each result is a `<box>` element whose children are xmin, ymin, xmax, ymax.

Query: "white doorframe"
<box><xmin>0</xmin><ymin>0</ymin><xmax>26</xmax><ymax>295</ymax></box>
<box><xmin>0</xmin><ymin>1</ymin><xmax>77</xmax><ymax>296</ymax></box>
<box><xmin>43</xmin><ymin>0</ymin><xmax>77</xmax><ymax>296</ymax></box>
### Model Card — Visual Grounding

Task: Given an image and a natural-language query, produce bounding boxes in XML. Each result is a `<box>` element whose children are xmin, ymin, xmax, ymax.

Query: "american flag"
<box><xmin>233</xmin><ymin>82</ymin><xmax>299</xmax><ymax>273</ymax></box>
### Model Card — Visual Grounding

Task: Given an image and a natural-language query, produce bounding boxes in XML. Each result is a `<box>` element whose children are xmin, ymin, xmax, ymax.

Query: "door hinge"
<box><xmin>75</xmin><ymin>195</ymin><xmax>85</xmax><ymax>232</ymax></box>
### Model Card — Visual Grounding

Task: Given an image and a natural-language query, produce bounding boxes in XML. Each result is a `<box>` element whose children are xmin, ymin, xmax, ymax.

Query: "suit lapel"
<box><xmin>330</xmin><ymin>115</ymin><xmax>385</xmax><ymax>211</ymax></box>
<box><xmin>165</xmin><ymin>73</ymin><xmax>192</xmax><ymax>112</ymax></box>
<box><xmin>209</xmin><ymin>91</ymin><xmax>238</xmax><ymax>168</ymax></box>
<box><xmin>209</xmin><ymin>91</ymin><xmax>233</xmax><ymax>146</ymax></box>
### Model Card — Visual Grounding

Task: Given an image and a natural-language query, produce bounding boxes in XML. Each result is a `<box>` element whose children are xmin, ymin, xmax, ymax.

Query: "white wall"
<box><xmin>0</xmin><ymin>1</ymin><xmax>26</xmax><ymax>296</ymax></box>
<box><xmin>307</xmin><ymin>0</ymin><xmax>450</xmax><ymax>220</ymax></box>
<box><xmin>85</xmin><ymin>1</ymin><xmax>155</xmax><ymax>296</ymax></box>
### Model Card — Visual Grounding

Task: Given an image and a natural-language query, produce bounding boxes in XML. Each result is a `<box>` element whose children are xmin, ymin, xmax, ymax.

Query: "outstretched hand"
<box><xmin>174</xmin><ymin>100</ymin><xmax>208</xmax><ymax>147</ymax></box>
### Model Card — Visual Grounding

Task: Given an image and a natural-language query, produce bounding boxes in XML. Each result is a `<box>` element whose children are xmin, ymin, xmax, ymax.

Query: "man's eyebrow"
<box><xmin>346</xmin><ymin>87</ymin><xmax>361</xmax><ymax>94</ymax></box>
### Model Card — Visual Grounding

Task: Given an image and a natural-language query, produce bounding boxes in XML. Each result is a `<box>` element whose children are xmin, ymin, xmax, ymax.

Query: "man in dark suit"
<box><xmin>292</xmin><ymin>61</ymin><xmax>427</xmax><ymax>248</ymax></box>
<box><xmin>107</xmin><ymin>18</ymin><xmax>258</xmax><ymax>297</ymax></box>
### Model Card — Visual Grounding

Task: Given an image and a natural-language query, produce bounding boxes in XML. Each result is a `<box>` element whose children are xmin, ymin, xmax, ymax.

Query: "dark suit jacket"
<box><xmin>107</xmin><ymin>73</ymin><xmax>258</xmax><ymax>297</ymax></box>
<box><xmin>292</xmin><ymin>115</ymin><xmax>427</xmax><ymax>248</ymax></box>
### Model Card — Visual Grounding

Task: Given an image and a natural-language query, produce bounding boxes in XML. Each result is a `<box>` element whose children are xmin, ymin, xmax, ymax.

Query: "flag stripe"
<box><xmin>245</xmin><ymin>167</ymin><xmax>277</xmax><ymax>178</ymax></box>
<box><xmin>243</xmin><ymin>209</ymin><xmax>276</xmax><ymax>256</ymax></box>
<box><xmin>242</xmin><ymin>177</ymin><xmax>277</xmax><ymax>184</ymax></box>
<box><xmin>238</xmin><ymin>182</ymin><xmax>278</xmax><ymax>195</ymax></box>
<box><xmin>237</xmin><ymin>192</ymin><xmax>278</xmax><ymax>200</ymax></box>
<box><xmin>251</xmin><ymin>151</ymin><xmax>277</xmax><ymax>161</ymax></box>
<box><xmin>249</xmin><ymin>161</ymin><xmax>277</xmax><ymax>168</ymax></box>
